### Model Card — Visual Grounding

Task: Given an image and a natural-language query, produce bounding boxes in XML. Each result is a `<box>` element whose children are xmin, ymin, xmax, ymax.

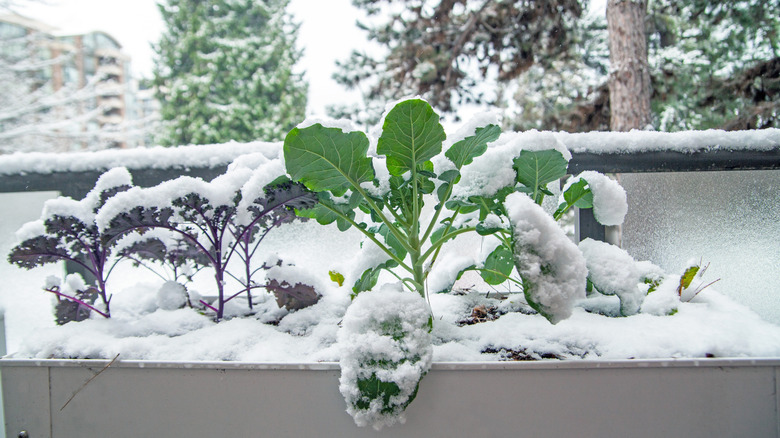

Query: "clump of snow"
<box><xmin>95</xmin><ymin>165</ymin><xmax>253</xmax><ymax>232</ymax></box>
<box><xmin>338</xmin><ymin>283</ymin><xmax>433</xmax><ymax>430</ymax></box>
<box><xmin>504</xmin><ymin>192</ymin><xmax>587</xmax><ymax>324</ymax></box>
<box><xmin>41</xmin><ymin>167</ymin><xmax>132</xmax><ymax>227</ymax></box>
<box><xmin>579</xmin><ymin>238</ymin><xmax>664</xmax><ymax>316</ymax></box>
<box><xmin>296</xmin><ymin>117</ymin><xmax>357</xmax><ymax>133</ymax></box>
<box><xmin>426</xmin><ymin>251</ymin><xmax>478</xmax><ymax>295</ymax></box>
<box><xmin>14</xmin><ymin>219</ymin><xmax>45</xmax><ymax>243</ymax></box>
<box><xmin>234</xmin><ymin>158</ymin><xmax>287</xmax><ymax>225</ymax></box>
<box><xmin>452</xmin><ymin>130</ymin><xmax>570</xmax><ymax>201</ymax></box>
<box><xmin>156</xmin><ymin>281</ymin><xmax>188</xmax><ymax>311</ymax></box>
<box><xmin>640</xmin><ymin>275</ymin><xmax>682</xmax><ymax>316</ymax></box>
<box><xmin>567</xmin><ymin>171</ymin><xmax>627</xmax><ymax>226</ymax></box>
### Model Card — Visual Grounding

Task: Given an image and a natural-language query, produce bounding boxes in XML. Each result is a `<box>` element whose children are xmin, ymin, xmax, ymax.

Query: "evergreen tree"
<box><xmin>154</xmin><ymin>0</ymin><xmax>307</xmax><ymax>146</ymax></box>
<box><xmin>648</xmin><ymin>0</ymin><xmax>780</xmax><ymax>131</ymax></box>
<box><xmin>510</xmin><ymin>0</ymin><xmax>780</xmax><ymax>132</ymax></box>
<box><xmin>330</xmin><ymin>0</ymin><xmax>584</xmax><ymax>124</ymax></box>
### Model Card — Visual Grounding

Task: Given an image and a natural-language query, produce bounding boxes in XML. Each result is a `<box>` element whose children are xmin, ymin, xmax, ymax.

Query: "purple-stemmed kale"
<box><xmin>116</xmin><ymin>231</ymin><xmax>210</xmax><ymax>285</ymax></box>
<box><xmin>7</xmin><ymin>167</ymin><xmax>134</xmax><ymax>320</ymax></box>
<box><xmin>98</xmin><ymin>166</ymin><xmax>317</xmax><ymax>321</ymax></box>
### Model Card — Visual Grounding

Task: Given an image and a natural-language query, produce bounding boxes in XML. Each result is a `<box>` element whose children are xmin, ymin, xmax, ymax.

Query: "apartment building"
<box><xmin>0</xmin><ymin>13</ymin><xmax>156</xmax><ymax>151</ymax></box>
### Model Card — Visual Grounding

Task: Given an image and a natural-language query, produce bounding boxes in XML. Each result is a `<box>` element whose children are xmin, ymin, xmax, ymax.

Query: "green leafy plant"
<box><xmin>100</xmin><ymin>176</ymin><xmax>317</xmax><ymax>320</ymax></box>
<box><xmin>7</xmin><ymin>168</ymin><xmax>134</xmax><ymax>320</ymax></box>
<box><xmin>285</xmin><ymin>99</ymin><xmax>501</xmax><ymax>303</ymax></box>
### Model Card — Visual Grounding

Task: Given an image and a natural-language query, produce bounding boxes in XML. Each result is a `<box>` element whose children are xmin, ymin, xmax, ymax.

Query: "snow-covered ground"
<box><xmin>1</xmin><ymin>127</ymin><xmax>778</xmax><ymax>362</ymax></box>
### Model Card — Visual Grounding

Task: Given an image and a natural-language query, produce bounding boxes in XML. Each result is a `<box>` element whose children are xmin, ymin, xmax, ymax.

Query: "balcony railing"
<box><xmin>1</xmin><ymin>129</ymin><xmax>778</xmax><ymax>321</ymax></box>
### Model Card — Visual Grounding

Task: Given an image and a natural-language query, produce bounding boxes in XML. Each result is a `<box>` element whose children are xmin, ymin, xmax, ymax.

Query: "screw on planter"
<box><xmin>18</xmin><ymin>431</ymin><xmax>29</xmax><ymax>438</ymax></box>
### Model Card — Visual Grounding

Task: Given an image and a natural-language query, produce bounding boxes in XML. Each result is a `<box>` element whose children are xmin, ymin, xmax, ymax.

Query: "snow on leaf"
<box><xmin>444</xmin><ymin>124</ymin><xmax>500</xmax><ymax>169</ymax></box>
<box><xmin>579</xmin><ymin>238</ymin><xmax>664</xmax><ymax>316</ymax></box>
<box><xmin>505</xmin><ymin>192</ymin><xmax>587</xmax><ymax>324</ymax></box>
<box><xmin>338</xmin><ymin>284</ymin><xmax>432</xmax><ymax>430</ymax></box>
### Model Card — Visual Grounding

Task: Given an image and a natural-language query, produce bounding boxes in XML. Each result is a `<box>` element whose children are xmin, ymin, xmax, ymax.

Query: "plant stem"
<box><xmin>42</xmin><ymin>287</ymin><xmax>109</xmax><ymax>318</ymax></box>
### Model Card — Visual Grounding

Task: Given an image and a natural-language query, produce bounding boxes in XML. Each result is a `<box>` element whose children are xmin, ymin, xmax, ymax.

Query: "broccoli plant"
<box><xmin>283</xmin><ymin>98</ymin><xmax>637</xmax><ymax>427</ymax></box>
<box><xmin>8</xmin><ymin>168</ymin><xmax>134</xmax><ymax>320</ymax></box>
<box><xmin>285</xmin><ymin>99</ymin><xmax>502</xmax><ymax>303</ymax></box>
<box><xmin>98</xmin><ymin>164</ymin><xmax>317</xmax><ymax>320</ymax></box>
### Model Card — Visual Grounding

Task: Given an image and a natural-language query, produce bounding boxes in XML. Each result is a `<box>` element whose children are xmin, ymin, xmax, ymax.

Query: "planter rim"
<box><xmin>1</xmin><ymin>357</ymin><xmax>778</xmax><ymax>371</ymax></box>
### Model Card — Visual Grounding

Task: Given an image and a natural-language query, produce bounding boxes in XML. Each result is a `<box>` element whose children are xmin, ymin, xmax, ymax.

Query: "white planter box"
<box><xmin>2</xmin><ymin>358</ymin><xmax>779</xmax><ymax>437</ymax></box>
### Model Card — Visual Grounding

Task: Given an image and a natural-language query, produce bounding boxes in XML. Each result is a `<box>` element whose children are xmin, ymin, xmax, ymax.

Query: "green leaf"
<box><xmin>444</xmin><ymin>199</ymin><xmax>479</xmax><ymax>214</ymax></box>
<box><xmin>436</xmin><ymin>182</ymin><xmax>450</xmax><ymax>203</ymax></box>
<box><xmin>351</xmin><ymin>259</ymin><xmax>398</xmax><ymax>297</ymax></box>
<box><xmin>512</xmin><ymin>150</ymin><xmax>568</xmax><ymax>204</ymax></box>
<box><xmin>301</xmin><ymin>192</ymin><xmax>357</xmax><ymax>231</ymax></box>
<box><xmin>377</xmin><ymin>99</ymin><xmax>446</xmax><ymax>176</ymax></box>
<box><xmin>329</xmin><ymin>270</ymin><xmax>345</xmax><ymax>287</ymax></box>
<box><xmin>378</xmin><ymin>224</ymin><xmax>407</xmax><ymax>260</ymax></box>
<box><xmin>284</xmin><ymin>124</ymin><xmax>375</xmax><ymax>193</ymax></box>
<box><xmin>563</xmin><ymin>179</ymin><xmax>593</xmax><ymax>208</ymax></box>
<box><xmin>445</xmin><ymin>124</ymin><xmax>501</xmax><ymax>169</ymax></box>
<box><xmin>554</xmin><ymin>178</ymin><xmax>593</xmax><ymax>220</ymax></box>
<box><xmin>679</xmin><ymin>265</ymin><xmax>700</xmax><ymax>294</ymax></box>
<box><xmin>480</xmin><ymin>245</ymin><xmax>514</xmax><ymax>285</ymax></box>
<box><xmin>438</xmin><ymin>169</ymin><xmax>461</xmax><ymax>183</ymax></box>
<box><xmin>475</xmin><ymin>221</ymin><xmax>504</xmax><ymax>236</ymax></box>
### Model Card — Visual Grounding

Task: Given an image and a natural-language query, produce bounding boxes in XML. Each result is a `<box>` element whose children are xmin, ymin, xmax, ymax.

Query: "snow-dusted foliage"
<box><xmin>9</xmin><ymin>154</ymin><xmax>317</xmax><ymax>322</ymax></box>
<box><xmin>505</xmin><ymin>192</ymin><xmax>587</xmax><ymax>324</ymax></box>
<box><xmin>5</xmin><ymin>98</ymin><xmax>780</xmax><ymax>434</ymax></box>
<box><xmin>564</xmin><ymin>171</ymin><xmax>627</xmax><ymax>226</ymax></box>
<box><xmin>95</xmin><ymin>156</ymin><xmax>316</xmax><ymax>320</ymax></box>
<box><xmin>579</xmin><ymin>238</ymin><xmax>664</xmax><ymax>316</ymax></box>
<box><xmin>154</xmin><ymin>0</ymin><xmax>307</xmax><ymax>144</ymax></box>
<box><xmin>8</xmin><ymin>167</ymin><xmax>134</xmax><ymax>319</ymax></box>
<box><xmin>338</xmin><ymin>284</ymin><xmax>433</xmax><ymax>430</ymax></box>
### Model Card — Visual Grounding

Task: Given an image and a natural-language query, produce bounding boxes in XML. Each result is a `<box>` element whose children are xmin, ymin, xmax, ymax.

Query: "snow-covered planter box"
<box><xmin>2</xmin><ymin>358</ymin><xmax>779</xmax><ymax>437</ymax></box>
<box><xmin>2</xmin><ymin>99</ymin><xmax>780</xmax><ymax>434</ymax></box>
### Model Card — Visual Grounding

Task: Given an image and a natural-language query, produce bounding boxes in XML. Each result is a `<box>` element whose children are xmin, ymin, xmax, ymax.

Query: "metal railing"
<box><xmin>1</xmin><ymin>132</ymin><xmax>778</xmax><ymax>265</ymax></box>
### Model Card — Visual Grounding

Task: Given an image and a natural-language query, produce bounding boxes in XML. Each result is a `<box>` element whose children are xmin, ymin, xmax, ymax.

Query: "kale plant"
<box><xmin>8</xmin><ymin>168</ymin><xmax>134</xmax><ymax>320</ymax></box>
<box><xmin>97</xmin><ymin>164</ymin><xmax>317</xmax><ymax>320</ymax></box>
<box><xmin>116</xmin><ymin>231</ymin><xmax>210</xmax><ymax>285</ymax></box>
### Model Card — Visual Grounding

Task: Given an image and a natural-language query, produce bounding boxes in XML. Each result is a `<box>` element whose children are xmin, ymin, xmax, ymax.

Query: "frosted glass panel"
<box><xmin>620</xmin><ymin>170</ymin><xmax>780</xmax><ymax>324</ymax></box>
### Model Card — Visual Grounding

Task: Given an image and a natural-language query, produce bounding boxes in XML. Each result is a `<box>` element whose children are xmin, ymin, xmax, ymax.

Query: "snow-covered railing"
<box><xmin>0</xmin><ymin>141</ymin><xmax>280</xmax><ymax>198</ymax></box>
<box><xmin>1</xmin><ymin>128</ymin><xmax>778</xmax><ymax>232</ymax></box>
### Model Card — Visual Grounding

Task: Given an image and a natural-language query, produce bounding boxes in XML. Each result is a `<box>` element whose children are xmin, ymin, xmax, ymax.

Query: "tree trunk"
<box><xmin>607</xmin><ymin>0</ymin><xmax>652</xmax><ymax>131</ymax></box>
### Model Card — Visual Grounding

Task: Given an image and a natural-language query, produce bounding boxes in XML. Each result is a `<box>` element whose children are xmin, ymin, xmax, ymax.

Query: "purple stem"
<box><xmin>199</xmin><ymin>300</ymin><xmax>219</xmax><ymax>313</ymax></box>
<box><xmin>43</xmin><ymin>288</ymin><xmax>109</xmax><ymax>319</ymax></box>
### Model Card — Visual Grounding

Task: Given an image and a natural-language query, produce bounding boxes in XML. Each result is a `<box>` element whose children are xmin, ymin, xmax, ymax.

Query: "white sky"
<box><xmin>16</xmin><ymin>0</ymin><xmax>365</xmax><ymax>117</ymax></box>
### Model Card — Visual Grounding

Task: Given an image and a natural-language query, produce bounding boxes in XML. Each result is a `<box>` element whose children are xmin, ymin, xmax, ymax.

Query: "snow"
<box><xmin>0</xmin><ymin>119</ymin><xmax>779</xmax><ymax>431</ymax></box>
<box><xmin>566</xmin><ymin>171</ymin><xmax>628</xmax><ymax>226</ymax></box>
<box><xmin>1</xmin><ymin>129</ymin><xmax>778</xmax><ymax>177</ymax></box>
<box><xmin>338</xmin><ymin>284</ymin><xmax>432</xmax><ymax>430</ymax></box>
<box><xmin>155</xmin><ymin>281</ymin><xmax>188</xmax><ymax>311</ymax></box>
<box><xmin>556</xmin><ymin>128</ymin><xmax>780</xmax><ymax>154</ymax></box>
<box><xmin>0</xmin><ymin>141</ymin><xmax>280</xmax><ymax>175</ymax></box>
<box><xmin>504</xmin><ymin>192</ymin><xmax>588</xmax><ymax>323</ymax></box>
<box><xmin>579</xmin><ymin>238</ymin><xmax>664</xmax><ymax>316</ymax></box>
<box><xmin>452</xmin><ymin>130</ymin><xmax>570</xmax><ymax>201</ymax></box>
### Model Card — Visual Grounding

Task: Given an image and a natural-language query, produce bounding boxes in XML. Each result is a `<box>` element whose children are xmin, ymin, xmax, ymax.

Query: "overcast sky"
<box><xmin>15</xmin><ymin>0</ymin><xmax>365</xmax><ymax>117</ymax></box>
